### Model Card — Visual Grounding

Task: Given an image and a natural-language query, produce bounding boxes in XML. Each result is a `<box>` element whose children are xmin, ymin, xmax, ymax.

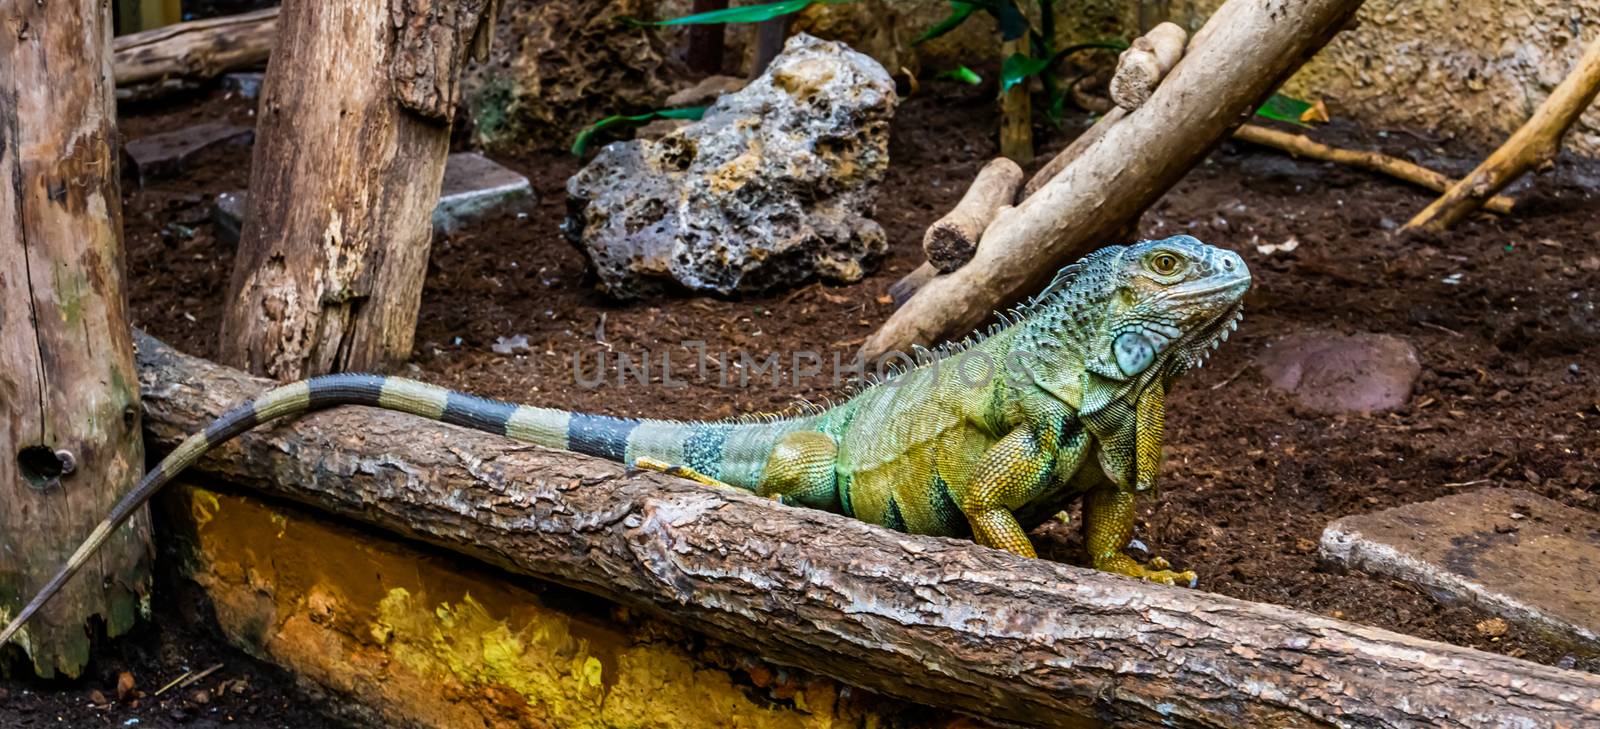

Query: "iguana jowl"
<box><xmin>0</xmin><ymin>235</ymin><xmax>1247</xmax><ymax>646</ymax></box>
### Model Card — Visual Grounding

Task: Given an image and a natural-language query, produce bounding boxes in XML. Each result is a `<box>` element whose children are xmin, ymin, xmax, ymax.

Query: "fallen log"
<box><xmin>1108</xmin><ymin>22</ymin><xmax>1186</xmax><ymax>111</ymax></box>
<box><xmin>864</xmin><ymin>0</ymin><xmax>1366</xmax><ymax>361</ymax></box>
<box><xmin>132</xmin><ymin>331</ymin><xmax>1600</xmax><ymax>729</ymax></box>
<box><xmin>923</xmin><ymin>158</ymin><xmax>1023</xmax><ymax>272</ymax></box>
<box><xmin>1406</xmin><ymin>34</ymin><xmax>1600</xmax><ymax>232</ymax></box>
<box><xmin>112</xmin><ymin>7</ymin><xmax>279</xmax><ymax>91</ymax></box>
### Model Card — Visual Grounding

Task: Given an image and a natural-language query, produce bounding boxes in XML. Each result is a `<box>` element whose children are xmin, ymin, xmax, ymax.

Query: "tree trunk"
<box><xmin>998</xmin><ymin>38</ymin><xmax>1034</xmax><ymax>165</ymax></box>
<box><xmin>217</xmin><ymin>0</ymin><xmax>496</xmax><ymax>381</ymax></box>
<box><xmin>133</xmin><ymin>331</ymin><xmax>1600</xmax><ymax>729</ymax></box>
<box><xmin>751</xmin><ymin>14</ymin><xmax>792</xmax><ymax>77</ymax></box>
<box><xmin>112</xmin><ymin>7</ymin><xmax>279</xmax><ymax>90</ymax></box>
<box><xmin>686</xmin><ymin>0</ymin><xmax>728</xmax><ymax>74</ymax></box>
<box><xmin>864</xmin><ymin>0</ymin><xmax>1364</xmax><ymax>361</ymax></box>
<box><xmin>0</xmin><ymin>0</ymin><xmax>150</xmax><ymax>679</ymax></box>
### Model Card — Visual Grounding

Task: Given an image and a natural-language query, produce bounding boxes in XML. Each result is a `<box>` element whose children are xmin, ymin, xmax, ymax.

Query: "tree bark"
<box><xmin>0</xmin><ymin>0</ymin><xmax>150</xmax><ymax>679</ymax></box>
<box><xmin>686</xmin><ymin>0</ymin><xmax>729</xmax><ymax>74</ymax></box>
<box><xmin>751</xmin><ymin>14</ymin><xmax>792</xmax><ymax>77</ymax></box>
<box><xmin>998</xmin><ymin>38</ymin><xmax>1034</xmax><ymax>165</ymax></box>
<box><xmin>923</xmin><ymin>158</ymin><xmax>1023</xmax><ymax>272</ymax></box>
<box><xmin>112</xmin><ymin>7</ymin><xmax>279</xmax><ymax>90</ymax></box>
<box><xmin>133</xmin><ymin>331</ymin><xmax>1600</xmax><ymax>729</ymax></box>
<box><xmin>864</xmin><ymin>0</ymin><xmax>1365</xmax><ymax>362</ymax></box>
<box><xmin>1405</xmin><ymin>34</ymin><xmax>1600</xmax><ymax>232</ymax></box>
<box><xmin>1109</xmin><ymin>22</ymin><xmax>1186</xmax><ymax>111</ymax></box>
<box><xmin>217</xmin><ymin>0</ymin><xmax>495</xmax><ymax>381</ymax></box>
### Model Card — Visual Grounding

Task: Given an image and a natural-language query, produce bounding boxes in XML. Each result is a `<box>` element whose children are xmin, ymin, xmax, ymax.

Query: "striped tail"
<box><xmin>0</xmin><ymin>373</ymin><xmax>796</xmax><ymax>650</ymax></box>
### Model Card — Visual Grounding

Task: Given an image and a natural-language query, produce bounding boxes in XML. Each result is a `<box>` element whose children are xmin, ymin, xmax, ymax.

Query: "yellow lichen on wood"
<box><xmin>158</xmin><ymin>482</ymin><xmax>971</xmax><ymax>729</ymax></box>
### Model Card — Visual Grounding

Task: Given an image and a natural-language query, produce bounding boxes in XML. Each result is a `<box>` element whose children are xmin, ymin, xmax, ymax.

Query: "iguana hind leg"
<box><xmin>756</xmin><ymin>430</ymin><xmax>840</xmax><ymax>511</ymax></box>
<box><xmin>1083</xmin><ymin>485</ymin><xmax>1196</xmax><ymax>587</ymax></box>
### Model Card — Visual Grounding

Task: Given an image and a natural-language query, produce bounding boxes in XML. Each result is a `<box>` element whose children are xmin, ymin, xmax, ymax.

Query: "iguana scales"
<box><xmin>0</xmin><ymin>235</ymin><xmax>1248</xmax><ymax>647</ymax></box>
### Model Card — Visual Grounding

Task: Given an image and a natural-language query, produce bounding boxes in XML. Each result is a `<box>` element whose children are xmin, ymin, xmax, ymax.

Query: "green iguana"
<box><xmin>0</xmin><ymin>235</ymin><xmax>1247</xmax><ymax>647</ymax></box>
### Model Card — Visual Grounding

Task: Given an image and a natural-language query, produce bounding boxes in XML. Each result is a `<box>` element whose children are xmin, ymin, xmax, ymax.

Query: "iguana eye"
<box><xmin>1147</xmin><ymin>252</ymin><xmax>1183</xmax><ymax>276</ymax></box>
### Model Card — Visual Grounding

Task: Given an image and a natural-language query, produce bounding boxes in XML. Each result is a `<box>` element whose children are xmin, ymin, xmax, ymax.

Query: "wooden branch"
<box><xmin>130</xmin><ymin>331</ymin><xmax>1600</xmax><ymax>728</ymax></box>
<box><xmin>1</xmin><ymin>0</ymin><xmax>149</xmax><ymax>679</ymax></box>
<box><xmin>1022</xmin><ymin>107</ymin><xmax>1125</xmax><ymax>199</ymax></box>
<box><xmin>999</xmin><ymin>38</ymin><xmax>1035</xmax><ymax>165</ymax></box>
<box><xmin>1406</xmin><ymin>35</ymin><xmax>1600</xmax><ymax>232</ymax></box>
<box><xmin>1109</xmin><ymin>22</ymin><xmax>1186</xmax><ymax>111</ymax></box>
<box><xmin>112</xmin><ymin>7</ymin><xmax>278</xmax><ymax>89</ymax></box>
<box><xmin>687</xmin><ymin>0</ymin><xmax>730</xmax><ymax>73</ymax></box>
<box><xmin>887</xmin><ymin>261</ymin><xmax>941</xmax><ymax>307</ymax></box>
<box><xmin>1233</xmin><ymin>124</ymin><xmax>1517</xmax><ymax>215</ymax></box>
<box><xmin>923</xmin><ymin>158</ymin><xmax>1023</xmax><ymax>272</ymax></box>
<box><xmin>864</xmin><ymin>0</ymin><xmax>1365</xmax><ymax>361</ymax></box>
<box><xmin>218</xmin><ymin>0</ymin><xmax>495</xmax><ymax>380</ymax></box>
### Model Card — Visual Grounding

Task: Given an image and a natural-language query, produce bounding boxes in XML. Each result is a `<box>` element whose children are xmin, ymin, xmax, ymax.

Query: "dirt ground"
<box><xmin>3</xmin><ymin>75</ymin><xmax>1597</xmax><ymax>726</ymax></box>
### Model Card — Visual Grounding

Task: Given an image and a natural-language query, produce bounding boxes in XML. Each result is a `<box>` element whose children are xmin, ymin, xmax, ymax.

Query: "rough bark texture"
<box><xmin>0</xmin><ymin>0</ymin><xmax>150</xmax><ymax>679</ymax></box>
<box><xmin>1405</xmin><ymin>34</ymin><xmax>1600</xmax><ymax>231</ymax></box>
<box><xmin>218</xmin><ymin>0</ymin><xmax>494</xmax><ymax>381</ymax></box>
<box><xmin>864</xmin><ymin>0</ymin><xmax>1366</xmax><ymax>361</ymax></box>
<box><xmin>111</xmin><ymin>7</ymin><xmax>278</xmax><ymax>90</ymax></box>
<box><xmin>1108</xmin><ymin>22</ymin><xmax>1186</xmax><ymax>111</ymax></box>
<box><xmin>134</xmin><ymin>331</ymin><xmax>1600</xmax><ymax>729</ymax></box>
<box><xmin>1021</xmin><ymin>107</ymin><xmax>1124</xmax><ymax>199</ymax></box>
<box><xmin>923</xmin><ymin>158</ymin><xmax>1022</xmax><ymax>273</ymax></box>
<box><xmin>998</xmin><ymin>38</ymin><xmax>1034</xmax><ymax>165</ymax></box>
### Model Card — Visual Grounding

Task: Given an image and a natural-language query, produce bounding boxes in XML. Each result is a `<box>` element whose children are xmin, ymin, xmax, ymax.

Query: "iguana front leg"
<box><xmin>959</xmin><ymin>405</ymin><xmax>1086</xmax><ymax>559</ymax></box>
<box><xmin>1084</xmin><ymin>485</ymin><xmax>1196</xmax><ymax>587</ymax></box>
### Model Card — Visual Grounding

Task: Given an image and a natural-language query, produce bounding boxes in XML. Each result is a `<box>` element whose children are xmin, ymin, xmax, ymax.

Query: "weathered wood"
<box><xmin>112</xmin><ymin>7</ymin><xmax>278</xmax><ymax>90</ymax></box>
<box><xmin>687</xmin><ymin>0</ymin><xmax>730</xmax><ymax>73</ymax></box>
<box><xmin>998</xmin><ymin>38</ymin><xmax>1034</xmax><ymax>165</ymax></box>
<box><xmin>1405</xmin><ymin>34</ymin><xmax>1600</xmax><ymax>232</ymax></box>
<box><xmin>133</xmin><ymin>331</ymin><xmax>1600</xmax><ymax>729</ymax></box>
<box><xmin>923</xmin><ymin>158</ymin><xmax>1023</xmax><ymax>272</ymax></box>
<box><xmin>0</xmin><ymin>0</ymin><xmax>150</xmax><ymax>678</ymax></box>
<box><xmin>1109</xmin><ymin>22</ymin><xmax>1186</xmax><ymax>111</ymax></box>
<box><xmin>217</xmin><ymin>0</ymin><xmax>495</xmax><ymax>380</ymax></box>
<box><xmin>864</xmin><ymin>0</ymin><xmax>1366</xmax><ymax>361</ymax></box>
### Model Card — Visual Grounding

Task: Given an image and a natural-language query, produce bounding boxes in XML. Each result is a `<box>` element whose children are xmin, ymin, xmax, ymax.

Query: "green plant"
<box><xmin>571</xmin><ymin>106</ymin><xmax>709</xmax><ymax>156</ymax></box>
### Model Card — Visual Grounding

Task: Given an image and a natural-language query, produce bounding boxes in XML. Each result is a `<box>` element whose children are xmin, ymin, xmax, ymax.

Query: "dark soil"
<box><xmin>5</xmin><ymin>77</ymin><xmax>1598</xmax><ymax>725</ymax></box>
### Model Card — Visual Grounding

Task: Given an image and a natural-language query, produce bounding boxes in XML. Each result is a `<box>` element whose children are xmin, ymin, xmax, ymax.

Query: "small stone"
<box><xmin>1321</xmin><ymin>488</ymin><xmax>1600</xmax><ymax>653</ymax></box>
<box><xmin>221</xmin><ymin>72</ymin><xmax>265</xmax><ymax>100</ymax></box>
<box><xmin>433</xmin><ymin>152</ymin><xmax>537</xmax><ymax>234</ymax></box>
<box><xmin>566</xmin><ymin>34</ymin><xmax>894</xmax><ymax>298</ymax></box>
<box><xmin>90</xmin><ymin>689</ymin><xmax>109</xmax><ymax>705</ymax></box>
<box><xmin>1293</xmin><ymin>537</ymin><xmax>1318</xmax><ymax>554</ymax></box>
<box><xmin>1257</xmin><ymin>331</ymin><xmax>1422</xmax><ymax>414</ymax></box>
<box><xmin>123</xmin><ymin>122</ymin><xmax>254</xmax><ymax>185</ymax></box>
<box><xmin>1476</xmin><ymin>617</ymin><xmax>1509</xmax><ymax>638</ymax></box>
<box><xmin>190</xmin><ymin>689</ymin><xmax>211</xmax><ymax>705</ymax></box>
<box><xmin>213</xmin><ymin>152</ymin><xmax>535</xmax><ymax>245</ymax></box>
<box><xmin>117</xmin><ymin>671</ymin><xmax>137</xmax><ymax>701</ymax></box>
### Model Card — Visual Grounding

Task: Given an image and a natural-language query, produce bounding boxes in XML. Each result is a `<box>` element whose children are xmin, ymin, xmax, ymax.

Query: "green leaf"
<box><xmin>996</xmin><ymin>0</ymin><xmax>1028</xmax><ymax>41</ymax></box>
<box><xmin>999</xmin><ymin>53</ymin><xmax>1050</xmax><ymax>95</ymax></box>
<box><xmin>936</xmin><ymin>65</ymin><xmax>983</xmax><ymax>85</ymax></box>
<box><xmin>1255</xmin><ymin>93</ymin><xmax>1314</xmax><ymax>126</ymax></box>
<box><xmin>571</xmin><ymin>106</ymin><xmax>709</xmax><ymax>156</ymax></box>
<box><xmin>914</xmin><ymin>1</ymin><xmax>978</xmax><ymax>45</ymax></box>
<box><xmin>627</xmin><ymin>0</ymin><xmax>835</xmax><ymax>26</ymax></box>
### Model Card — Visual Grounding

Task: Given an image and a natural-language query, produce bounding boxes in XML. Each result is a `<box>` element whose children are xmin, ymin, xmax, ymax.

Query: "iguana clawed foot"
<box><xmin>1093</xmin><ymin>552</ymin><xmax>1198</xmax><ymax>587</ymax></box>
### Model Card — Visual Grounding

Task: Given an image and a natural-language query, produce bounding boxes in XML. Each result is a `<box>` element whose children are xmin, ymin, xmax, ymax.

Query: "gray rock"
<box><xmin>222</xmin><ymin>72</ymin><xmax>265</xmax><ymax>100</ymax></box>
<box><xmin>123</xmin><ymin>122</ymin><xmax>254</xmax><ymax>186</ymax></box>
<box><xmin>213</xmin><ymin>153</ymin><xmax>534</xmax><ymax>245</ymax></box>
<box><xmin>1321</xmin><ymin>488</ymin><xmax>1600</xmax><ymax>653</ymax></box>
<box><xmin>1257</xmin><ymin>331</ymin><xmax>1421</xmax><ymax>414</ymax></box>
<box><xmin>565</xmin><ymin>34</ymin><xmax>895</xmax><ymax>298</ymax></box>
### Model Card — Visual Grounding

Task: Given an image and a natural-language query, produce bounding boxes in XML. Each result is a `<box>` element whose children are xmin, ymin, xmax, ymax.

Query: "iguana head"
<box><xmin>1021</xmin><ymin>235</ymin><xmax>1250</xmax><ymax>400</ymax></box>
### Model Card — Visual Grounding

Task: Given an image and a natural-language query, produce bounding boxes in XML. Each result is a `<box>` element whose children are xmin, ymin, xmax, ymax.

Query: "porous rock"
<box><xmin>565</xmin><ymin>34</ymin><xmax>895</xmax><ymax>299</ymax></box>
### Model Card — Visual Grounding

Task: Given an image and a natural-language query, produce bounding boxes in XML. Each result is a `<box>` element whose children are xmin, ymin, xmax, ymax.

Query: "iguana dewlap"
<box><xmin>0</xmin><ymin>235</ymin><xmax>1248</xmax><ymax>647</ymax></box>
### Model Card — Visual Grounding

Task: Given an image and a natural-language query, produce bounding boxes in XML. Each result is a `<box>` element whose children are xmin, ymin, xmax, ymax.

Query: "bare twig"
<box><xmin>1406</xmin><ymin>36</ymin><xmax>1600</xmax><ymax>231</ymax></box>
